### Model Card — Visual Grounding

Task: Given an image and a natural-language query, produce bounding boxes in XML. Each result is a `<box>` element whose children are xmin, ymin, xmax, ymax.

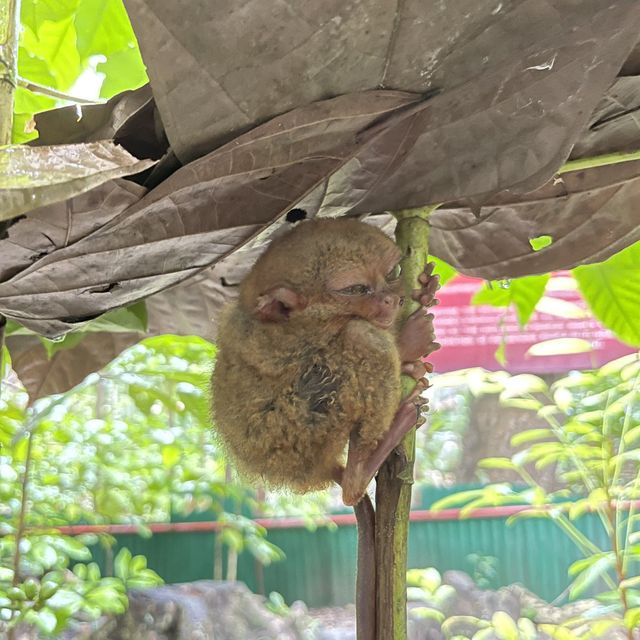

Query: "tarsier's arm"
<box><xmin>340</xmin><ymin>263</ymin><xmax>440</xmax><ymax>506</ymax></box>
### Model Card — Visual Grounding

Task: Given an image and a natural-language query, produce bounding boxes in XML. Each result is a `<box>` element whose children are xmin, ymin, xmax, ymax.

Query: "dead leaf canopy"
<box><xmin>2</xmin><ymin>0</ymin><xmax>640</xmax><ymax>398</ymax></box>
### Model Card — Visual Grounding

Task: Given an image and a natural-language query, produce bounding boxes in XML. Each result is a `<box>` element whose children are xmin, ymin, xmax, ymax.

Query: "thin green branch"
<box><xmin>18</xmin><ymin>76</ymin><xmax>101</xmax><ymax>106</ymax></box>
<box><xmin>0</xmin><ymin>314</ymin><xmax>6</xmax><ymax>401</ymax></box>
<box><xmin>0</xmin><ymin>0</ymin><xmax>21</xmax><ymax>145</ymax></box>
<box><xmin>559</xmin><ymin>149</ymin><xmax>640</xmax><ymax>175</ymax></box>
<box><xmin>375</xmin><ymin>204</ymin><xmax>438</xmax><ymax>640</ymax></box>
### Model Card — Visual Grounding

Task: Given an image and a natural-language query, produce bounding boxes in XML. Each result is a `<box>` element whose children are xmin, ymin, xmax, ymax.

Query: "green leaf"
<box><xmin>494</xmin><ymin>340</ymin><xmax>507</xmax><ymax>367</ymax></box>
<box><xmin>21</xmin><ymin>0</ymin><xmax>81</xmax><ymax>32</ymax></box>
<box><xmin>410</xmin><ymin>607</ymin><xmax>445</xmax><ymax>622</ymax></box>
<box><xmin>26</xmin><ymin>608</ymin><xmax>58</xmax><ymax>634</ymax></box>
<box><xmin>40</xmin><ymin>332</ymin><xmax>87</xmax><ymax>358</ymax></box>
<box><xmin>21</xmin><ymin>18</ymin><xmax>82</xmax><ymax>89</ymax></box>
<box><xmin>472</xmin><ymin>274</ymin><xmax>550</xmax><ymax>326</ymax></box>
<box><xmin>526</xmin><ymin>338</ymin><xmax>593</xmax><ymax>356</ymax></box>
<box><xmin>569</xmin><ymin>553</ymin><xmax>615</xmax><ymax>598</ymax></box>
<box><xmin>74</xmin><ymin>0</ymin><xmax>147</xmax><ymax>98</ymax></box>
<box><xmin>624</xmin><ymin>607</ymin><xmax>640</xmax><ymax>630</ymax></box>
<box><xmin>32</xmin><ymin>541</ymin><xmax>58</xmax><ymax>568</ymax></box>
<box><xmin>431</xmin><ymin>489</ymin><xmax>484</xmax><ymax>511</ymax></box>
<box><xmin>477</xmin><ymin>457</ymin><xmax>518</xmax><ymax>471</ymax></box>
<box><xmin>114</xmin><ymin>548</ymin><xmax>132</xmax><ymax>581</ymax></box>
<box><xmin>534</xmin><ymin>296</ymin><xmax>589</xmax><ymax>319</ymax></box>
<box><xmin>517</xmin><ymin>617</ymin><xmax>538</xmax><ymax>640</ymax></box>
<box><xmin>99</xmin><ymin>48</ymin><xmax>148</xmax><ymax>99</ymax></box>
<box><xmin>84</xmin><ymin>303</ymin><xmax>148</xmax><ymax>333</ymax></box>
<box><xmin>161</xmin><ymin>444</ymin><xmax>181</xmax><ymax>468</ymax></box>
<box><xmin>428</xmin><ymin>256</ymin><xmax>457</xmax><ymax>287</ymax></box>
<box><xmin>511</xmin><ymin>429</ymin><xmax>554</xmax><ymax>447</ymax></box>
<box><xmin>574</xmin><ymin>241</ymin><xmax>640</xmax><ymax>347</ymax></box>
<box><xmin>491</xmin><ymin>611</ymin><xmax>518</xmax><ymax>640</ymax></box>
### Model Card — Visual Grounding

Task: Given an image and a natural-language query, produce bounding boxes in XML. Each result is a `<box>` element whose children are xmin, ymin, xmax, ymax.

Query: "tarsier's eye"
<box><xmin>339</xmin><ymin>284</ymin><xmax>373</xmax><ymax>296</ymax></box>
<box><xmin>386</xmin><ymin>263</ymin><xmax>401</xmax><ymax>281</ymax></box>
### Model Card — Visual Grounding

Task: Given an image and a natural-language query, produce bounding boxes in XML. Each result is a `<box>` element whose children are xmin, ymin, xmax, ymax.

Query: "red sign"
<box><xmin>429</xmin><ymin>275</ymin><xmax>635</xmax><ymax>374</ymax></box>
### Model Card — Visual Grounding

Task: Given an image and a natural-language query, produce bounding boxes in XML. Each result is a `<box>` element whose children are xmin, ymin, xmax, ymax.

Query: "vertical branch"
<box><xmin>375</xmin><ymin>206</ymin><xmax>436</xmax><ymax>639</ymax></box>
<box><xmin>0</xmin><ymin>0</ymin><xmax>21</xmax><ymax>144</ymax></box>
<box><xmin>0</xmin><ymin>315</ymin><xmax>6</xmax><ymax>402</ymax></box>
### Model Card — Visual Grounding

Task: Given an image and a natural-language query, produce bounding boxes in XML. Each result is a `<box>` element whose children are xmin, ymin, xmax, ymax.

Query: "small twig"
<box><xmin>559</xmin><ymin>149</ymin><xmax>640</xmax><ymax>174</ymax></box>
<box><xmin>0</xmin><ymin>315</ymin><xmax>6</xmax><ymax>402</ymax></box>
<box><xmin>18</xmin><ymin>76</ymin><xmax>101</xmax><ymax>106</ymax></box>
<box><xmin>0</xmin><ymin>0</ymin><xmax>21</xmax><ymax>145</ymax></box>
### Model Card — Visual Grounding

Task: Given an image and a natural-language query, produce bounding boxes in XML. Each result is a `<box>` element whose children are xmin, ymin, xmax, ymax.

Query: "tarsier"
<box><xmin>212</xmin><ymin>217</ymin><xmax>439</xmax><ymax>506</ymax></box>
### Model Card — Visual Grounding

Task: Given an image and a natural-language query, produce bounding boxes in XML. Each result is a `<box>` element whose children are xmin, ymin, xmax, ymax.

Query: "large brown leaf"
<box><xmin>570</xmin><ymin>76</ymin><xmax>640</xmax><ymax>159</ymax></box>
<box><xmin>145</xmin><ymin>161</ymin><xmax>640</xmax><ymax>338</ymax></box>
<box><xmin>0</xmin><ymin>141</ymin><xmax>155</xmax><ymax>221</ymax></box>
<box><xmin>428</xmin><ymin>161</ymin><xmax>640</xmax><ymax>279</ymax></box>
<box><xmin>7</xmin><ymin>333</ymin><xmax>142</xmax><ymax>401</ymax></box>
<box><xmin>124</xmin><ymin>0</ymin><xmax>640</xmax><ymax>207</ymax></box>
<box><xmin>2</xmin><ymin>1</ymin><xmax>640</xmax><ymax>352</ymax></box>
<box><xmin>0</xmin><ymin>91</ymin><xmax>425</xmax><ymax>336</ymax></box>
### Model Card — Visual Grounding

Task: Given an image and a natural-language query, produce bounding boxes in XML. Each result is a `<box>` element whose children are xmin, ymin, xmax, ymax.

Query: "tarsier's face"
<box><xmin>325</xmin><ymin>248</ymin><xmax>403</xmax><ymax>329</ymax></box>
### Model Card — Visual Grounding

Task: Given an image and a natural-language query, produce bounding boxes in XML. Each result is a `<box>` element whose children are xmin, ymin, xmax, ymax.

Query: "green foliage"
<box><xmin>428</xmin><ymin>255</ymin><xmax>458</xmax><ymax>287</ymax></box>
<box><xmin>406</xmin><ymin>567</ymin><xmax>539</xmax><ymax>639</ymax></box>
<box><xmin>14</xmin><ymin>0</ymin><xmax>147</xmax><ymax>143</ymax></box>
<box><xmin>472</xmin><ymin>274</ymin><xmax>550</xmax><ymax>327</ymax></box>
<box><xmin>529</xmin><ymin>235</ymin><xmax>553</xmax><ymax>251</ymax></box>
<box><xmin>431</xmin><ymin>355</ymin><xmax>640</xmax><ymax>636</ymax></box>
<box><xmin>0</xmin><ymin>335</ymin><xmax>291</xmax><ymax>635</ymax></box>
<box><xmin>574</xmin><ymin>241</ymin><xmax>640</xmax><ymax>347</ymax></box>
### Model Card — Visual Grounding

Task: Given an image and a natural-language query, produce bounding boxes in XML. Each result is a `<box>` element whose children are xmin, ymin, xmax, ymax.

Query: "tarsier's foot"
<box><xmin>340</xmin><ymin>381</ymin><xmax>428</xmax><ymax>506</ymax></box>
<box><xmin>397</xmin><ymin>263</ymin><xmax>441</xmax><ymax>364</ymax></box>
<box><xmin>413</xmin><ymin>261</ymin><xmax>441</xmax><ymax>308</ymax></box>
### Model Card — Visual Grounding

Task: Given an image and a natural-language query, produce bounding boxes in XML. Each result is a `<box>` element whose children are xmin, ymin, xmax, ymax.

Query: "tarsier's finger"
<box><xmin>415</xmin><ymin>415</ymin><xmax>427</xmax><ymax>429</ymax></box>
<box><xmin>401</xmin><ymin>361</ymin><xmax>428</xmax><ymax>380</ymax></box>
<box><xmin>418</xmin><ymin>262</ymin><xmax>436</xmax><ymax>283</ymax></box>
<box><xmin>423</xmin><ymin>342</ymin><xmax>441</xmax><ymax>356</ymax></box>
<box><xmin>413</xmin><ymin>275</ymin><xmax>440</xmax><ymax>305</ymax></box>
<box><xmin>423</xmin><ymin>361</ymin><xmax>434</xmax><ymax>374</ymax></box>
<box><xmin>405</xmin><ymin>378</ymin><xmax>428</xmax><ymax>404</ymax></box>
<box><xmin>413</xmin><ymin>291</ymin><xmax>440</xmax><ymax>307</ymax></box>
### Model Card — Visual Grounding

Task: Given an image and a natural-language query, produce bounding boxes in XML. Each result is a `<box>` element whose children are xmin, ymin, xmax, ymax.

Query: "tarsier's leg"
<box><xmin>340</xmin><ymin>380</ymin><xmax>427</xmax><ymax>506</ymax></box>
<box><xmin>341</xmin><ymin>263</ymin><xmax>441</xmax><ymax>506</ymax></box>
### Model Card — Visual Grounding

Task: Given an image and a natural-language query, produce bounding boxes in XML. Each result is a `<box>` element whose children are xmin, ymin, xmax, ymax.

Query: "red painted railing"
<box><xmin>27</xmin><ymin>501</ymin><xmax>640</xmax><ymax>536</ymax></box>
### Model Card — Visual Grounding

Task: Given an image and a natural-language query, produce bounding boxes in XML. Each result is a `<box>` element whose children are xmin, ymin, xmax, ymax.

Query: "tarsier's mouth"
<box><xmin>371</xmin><ymin>317</ymin><xmax>395</xmax><ymax>329</ymax></box>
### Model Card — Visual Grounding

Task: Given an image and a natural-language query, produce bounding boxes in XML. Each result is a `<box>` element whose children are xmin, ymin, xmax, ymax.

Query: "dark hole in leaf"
<box><xmin>529</xmin><ymin>235</ymin><xmax>554</xmax><ymax>251</ymax></box>
<box><xmin>286</xmin><ymin>208</ymin><xmax>307</xmax><ymax>223</ymax></box>
<box><xmin>83</xmin><ymin>283</ymin><xmax>120</xmax><ymax>294</ymax></box>
<box><xmin>30</xmin><ymin>251</ymin><xmax>50</xmax><ymax>263</ymax></box>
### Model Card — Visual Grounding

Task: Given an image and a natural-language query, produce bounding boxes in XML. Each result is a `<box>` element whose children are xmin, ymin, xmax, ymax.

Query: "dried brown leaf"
<box><xmin>7</xmin><ymin>333</ymin><xmax>142</xmax><ymax>401</ymax></box>
<box><xmin>0</xmin><ymin>141</ymin><xmax>155</xmax><ymax>221</ymax></box>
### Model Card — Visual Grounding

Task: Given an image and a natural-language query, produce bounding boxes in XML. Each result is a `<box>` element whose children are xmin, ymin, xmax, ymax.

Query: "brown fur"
<box><xmin>212</xmin><ymin>218</ymin><xmax>406</xmax><ymax>493</ymax></box>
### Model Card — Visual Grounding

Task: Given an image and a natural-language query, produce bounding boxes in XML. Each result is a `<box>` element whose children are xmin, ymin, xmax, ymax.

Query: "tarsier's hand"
<box><xmin>397</xmin><ymin>262</ymin><xmax>441</xmax><ymax>379</ymax></box>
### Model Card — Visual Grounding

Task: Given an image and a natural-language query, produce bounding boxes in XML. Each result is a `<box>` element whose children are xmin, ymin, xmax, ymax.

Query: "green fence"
<box><xmin>90</xmin><ymin>487</ymin><xmax>617</xmax><ymax>608</ymax></box>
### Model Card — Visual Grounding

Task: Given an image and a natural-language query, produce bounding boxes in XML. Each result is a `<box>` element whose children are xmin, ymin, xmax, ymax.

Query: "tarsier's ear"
<box><xmin>254</xmin><ymin>287</ymin><xmax>307</xmax><ymax>322</ymax></box>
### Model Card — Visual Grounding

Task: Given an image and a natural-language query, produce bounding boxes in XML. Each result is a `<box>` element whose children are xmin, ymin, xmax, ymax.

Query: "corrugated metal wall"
<box><xmin>92</xmin><ymin>489</ymin><xmax>620</xmax><ymax>607</ymax></box>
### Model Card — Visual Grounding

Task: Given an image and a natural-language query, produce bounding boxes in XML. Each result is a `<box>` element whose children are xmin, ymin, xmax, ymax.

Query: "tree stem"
<box><xmin>18</xmin><ymin>76</ymin><xmax>100</xmax><ymax>105</ymax></box>
<box><xmin>0</xmin><ymin>0</ymin><xmax>20</xmax><ymax>145</ymax></box>
<box><xmin>559</xmin><ymin>149</ymin><xmax>640</xmax><ymax>174</ymax></box>
<box><xmin>0</xmin><ymin>315</ymin><xmax>6</xmax><ymax>402</ymax></box>
<box><xmin>375</xmin><ymin>205</ymin><xmax>437</xmax><ymax>639</ymax></box>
